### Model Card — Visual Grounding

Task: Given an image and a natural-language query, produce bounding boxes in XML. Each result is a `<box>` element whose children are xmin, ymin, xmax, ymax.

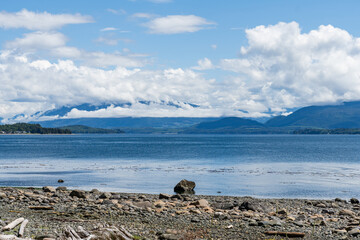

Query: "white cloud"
<box><xmin>5</xmin><ymin>31</ymin><xmax>67</xmax><ymax>50</ymax></box>
<box><xmin>83</xmin><ymin>51</ymin><xmax>145</xmax><ymax>68</ymax></box>
<box><xmin>0</xmin><ymin>9</ymin><xmax>92</xmax><ymax>31</ymax></box>
<box><xmin>95</xmin><ymin>37</ymin><xmax>119</xmax><ymax>46</ymax></box>
<box><xmin>4</xmin><ymin>21</ymin><xmax>360</xmax><ymax>121</ymax></box>
<box><xmin>107</xmin><ymin>9</ymin><xmax>126</xmax><ymax>15</ymax></box>
<box><xmin>95</xmin><ymin>37</ymin><xmax>133</xmax><ymax>46</ymax></box>
<box><xmin>4</xmin><ymin>31</ymin><xmax>143</xmax><ymax>68</ymax></box>
<box><xmin>0</xmin><ymin>55</ymin><xmax>219</xmax><ymax>120</ymax></box>
<box><xmin>132</xmin><ymin>13</ymin><xmax>156</xmax><ymax>19</ymax></box>
<box><xmin>192</xmin><ymin>58</ymin><xmax>214</xmax><ymax>70</ymax></box>
<box><xmin>101</xmin><ymin>27</ymin><xmax>118</xmax><ymax>32</ymax></box>
<box><xmin>220</xmin><ymin>21</ymin><xmax>360</xmax><ymax>110</ymax></box>
<box><xmin>144</xmin><ymin>15</ymin><xmax>215</xmax><ymax>34</ymax></box>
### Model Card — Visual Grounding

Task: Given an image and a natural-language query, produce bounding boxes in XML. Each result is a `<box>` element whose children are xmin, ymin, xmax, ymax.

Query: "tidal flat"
<box><xmin>0</xmin><ymin>186</ymin><xmax>360</xmax><ymax>239</ymax></box>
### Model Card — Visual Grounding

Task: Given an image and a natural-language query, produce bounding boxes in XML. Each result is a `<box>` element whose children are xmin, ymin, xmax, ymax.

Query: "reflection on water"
<box><xmin>0</xmin><ymin>134</ymin><xmax>360</xmax><ymax>199</ymax></box>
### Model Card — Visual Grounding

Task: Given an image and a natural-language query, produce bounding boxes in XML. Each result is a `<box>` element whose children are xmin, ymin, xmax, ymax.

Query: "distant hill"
<box><xmin>35</xmin><ymin>117</ymin><xmax>219</xmax><ymax>129</ymax></box>
<box><xmin>194</xmin><ymin>117</ymin><xmax>264</xmax><ymax>129</ymax></box>
<box><xmin>59</xmin><ymin>125</ymin><xmax>124</xmax><ymax>134</ymax></box>
<box><xmin>0</xmin><ymin>123</ymin><xmax>71</xmax><ymax>134</ymax></box>
<box><xmin>265</xmin><ymin>101</ymin><xmax>360</xmax><ymax>129</ymax></box>
<box><xmin>12</xmin><ymin>101</ymin><xmax>360</xmax><ymax>134</ymax></box>
<box><xmin>181</xmin><ymin>117</ymin><xmax>273</xmax><ymax>134</ymax></box>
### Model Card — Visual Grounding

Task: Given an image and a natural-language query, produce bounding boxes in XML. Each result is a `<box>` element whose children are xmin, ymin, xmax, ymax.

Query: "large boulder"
<box><xmin>174</xmin><ymin>179</ymin><xmax>196</xmax><ymax>194</ymax></box>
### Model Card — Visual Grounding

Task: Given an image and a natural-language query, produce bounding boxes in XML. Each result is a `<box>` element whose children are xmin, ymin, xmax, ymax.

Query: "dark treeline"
<box><xmin>293</xmin><ymin>128</ymin><xmax>360</xmax><ymax>134</ymax></box>
<box><xmin>0</xmin><ymin>123</ymin><xmax>71</xmax><ymax>134</ymax></box>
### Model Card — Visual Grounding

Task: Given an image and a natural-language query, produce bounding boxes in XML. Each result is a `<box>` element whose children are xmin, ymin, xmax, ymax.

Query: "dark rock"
<box><xmin>191</xmin><ymin>217</ymin><xmax>200</xmax><ymax>223</ymax></box>
<box><xmin>322</xmin><ymin>209</ymin><xmax>335</xmax><ymax>214</ymax></box>
<box><xmin>110</xmin><ymin>194</ymin><xmax>121</xmax><ymax>200</ymax></box>
<box><xmin>174</xmin><ymin>179</ymin><xmax>195</xmax><ymax>194</ymax></box>
<box><xmin>248</xmin><ymin>219</ymin><xmax>258</xmax><ymax>226</ymax></box>
<box><xmin>90</xmin><ymin>189</ymin><xmax>100</xmax><ymax>194</ymax></box>
<box><xmin>350</xmin><ymin>198</ymin><xmax>360</xmax><ymax>204</ymax></box>
<box><xmin>335</xmin><ymin>198</ymin><xmax>346</xmax><ymax>203</ymax></box>
<box><xmin>171</xmin><ymin>194</ymin><xmax>183</xmax><ymax>200</ymax></box>
<box><xmin>99</xmin><ymin>192</ymin><xmax>112</xmax><ymax>199</ymax></box>
<box><xmin>212</xmin><ymin>202</ymin><xmax>235</xmax><ymax>210</ymax></box>
<box><xmin>102</xmin><ymin>200</ymin><xmax>115</xmax><ymax>205</ymax></box>
<box><xmin>35</xmin><ymin>235</ymin><xmax>56</xmax><ymax>240</ymax></box>
<box><xmin>57</xmin><ymin>179</ymin><xmax>64</xmax><ymax>183</ymax></box>
<box><xmin>69</xmin><ymin>189</ymin><xmax>87</xmax><ymax>199</ymax></box>
<box><xmin>159</xmin><ymin>193</ymin><xmax>171</xmax><ymax>199</ymax></box>
<box><xmin>239</xmin><ymin>201</ymin><xmax>262</xmax><ymax>212</ymax></box>
<box><xmin>42</xmin><ymin>186</ymin><xmax>56</xmax><ymax>193</ymax></box>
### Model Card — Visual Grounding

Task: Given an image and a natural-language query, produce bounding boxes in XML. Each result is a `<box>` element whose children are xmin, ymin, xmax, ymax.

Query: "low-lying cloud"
<box><xmin>2</xmin><ymin>21</ymin><xmax>360</xmax><ymax>122</ymax></box>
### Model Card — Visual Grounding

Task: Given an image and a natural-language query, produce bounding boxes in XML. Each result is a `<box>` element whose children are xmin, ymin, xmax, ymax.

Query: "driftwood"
<box><xmin>65</xmin><ymin>226</ymin><xmax>82</xmax><ymax>240</ymax></box>
<box><xmin>93</xmin><ymin>226</ymin><xmax>133</xmax><ymax>240</ymax></box>
<box><xmin>29</xmin><ymin>206</ymin><xmax>54</xmax><ymax>210</ymax></box>
<box><xmin>2</xmin><ymin>218</ymin><xmax>24</xmax><ymax>231</ymax></box>
<box><xmin>264</xmin><ymin>231</ymin><xmax>306</xmax><ymax>238</ymax></box>
<box><xmin>0</xmin><ymin>235</ymin><xmax>31</xmax><ymax>240</ymax></box>
<box><xmin>18</xmin><ymin>219</ymin><xmax>28</xmax><ymax>237</ymax></box>
<box><xmin>76</xmin><ymin>226</ymin><xmax>90</xmax><ymax>239</ymax></box>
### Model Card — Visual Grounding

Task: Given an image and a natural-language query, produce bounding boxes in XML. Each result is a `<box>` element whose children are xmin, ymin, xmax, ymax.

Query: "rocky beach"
<box><xmin>1</xmin><ymin>183</ymin><xmax>360</xmax><ymax>239</ymax></box>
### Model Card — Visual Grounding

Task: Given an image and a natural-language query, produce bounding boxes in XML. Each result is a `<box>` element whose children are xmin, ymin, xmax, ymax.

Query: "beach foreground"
<box><xmin>0</xmin><ymin>187</ymin><xmax>359</xmax><ymax>239</ymax></box>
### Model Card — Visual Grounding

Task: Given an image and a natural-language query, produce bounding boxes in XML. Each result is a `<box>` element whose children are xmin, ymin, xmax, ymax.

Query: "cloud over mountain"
<box><xmin>221</xmin><ymin>22</ymin><xmax>360</xmax><ymax>110</ymax></box>
<box><xmin>2</xmin><ymin>20</ymin><xmax>360</xmax><ymax>122</ymax></box>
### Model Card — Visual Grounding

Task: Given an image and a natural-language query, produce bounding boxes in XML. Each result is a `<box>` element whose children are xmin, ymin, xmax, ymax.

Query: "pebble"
<box><xmin>0</xmin><ymin>186</ymin><xmax>359</xmax><ymax>239</ymax></box>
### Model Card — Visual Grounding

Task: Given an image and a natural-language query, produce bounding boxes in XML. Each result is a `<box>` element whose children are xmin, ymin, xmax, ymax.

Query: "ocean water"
<box><xmin>1</xmin><ymin>134</ymin><xmax>360</xmax><ymax>199</ymax></box>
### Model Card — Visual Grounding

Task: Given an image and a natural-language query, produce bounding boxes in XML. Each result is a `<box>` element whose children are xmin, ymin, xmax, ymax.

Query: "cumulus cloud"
<box><xmin>192</xmin><ymin>58</ymin><xmax>214</xmax><ymax>70</ymax></box>
<box><xmin>3</xmin><ymin>21</ymin><xmax>360</xmax><ymax>121</ymax></box>
<box><xmin>144</xmin><ymin>15</ymin><xmax>215</xmax><ymax>34</ymax></box>
<box><xmin>0</xmin><ymin>9</ymin><xmax>92</xmax><ymax>31</ymax></box>
<box><xmin>0</xmin><ymin>54</ymin><xmax>217</xmax><ymax>120</ymax></box>
<box><xmin>220</xmin><ymin>21</ymin><xmax>360</xmax><ymax>110</ymax></box>
<box><xmin>5</xmin><ymin>31</ymin><xmax>67</xmax><ymax>50</ymax></box>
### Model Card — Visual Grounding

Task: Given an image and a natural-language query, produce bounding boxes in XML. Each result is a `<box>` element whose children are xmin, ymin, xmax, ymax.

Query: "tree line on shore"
<box><xmin>0</xmin><ymin>123</ymin><xmax>71</xmax><ymax>134</ymax></box>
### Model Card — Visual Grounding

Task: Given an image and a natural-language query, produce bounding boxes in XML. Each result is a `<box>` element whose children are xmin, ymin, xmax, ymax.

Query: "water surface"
<box><xmin>1</xmin><ymin>134</ymin><xmax>360</xmax><ymax>199</ymax></box>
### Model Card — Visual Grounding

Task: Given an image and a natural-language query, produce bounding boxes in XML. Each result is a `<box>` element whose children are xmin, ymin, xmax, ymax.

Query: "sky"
<box><xmin>1</xmin><ymin>0</ymin><xmax>360</xmax><ymax>122</ymax></box>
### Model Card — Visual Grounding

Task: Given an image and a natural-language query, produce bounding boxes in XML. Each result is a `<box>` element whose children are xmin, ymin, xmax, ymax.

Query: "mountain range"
<box><xmin>17</xmin><ymin>101</ymin><xmax>360</xmax><ymax>133</ymax></box>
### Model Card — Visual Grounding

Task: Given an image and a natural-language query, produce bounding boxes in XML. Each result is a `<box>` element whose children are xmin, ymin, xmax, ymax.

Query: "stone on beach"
<box><xmin>1</xmin><ymin>186</ymin><xmax>360</xmax><ymax>239</ymax></box>
<box><xmin>42</xmin><ymin>186</ymin><xmax>55</xmax><ymax>193</ymax></box>
<box><xmin>173</xmin><ymin>179</ymin><xmax>195</xmax><ymax>194</ymax></box>
<box><xmin>69</xmin><ymin>189</ymin><xmax>87</xmax><ymax>199</ymax></box>
<box><xmin>99</xmin><ymin>192</ymin><xmax>112</xmax><ymax>199</ymax></box>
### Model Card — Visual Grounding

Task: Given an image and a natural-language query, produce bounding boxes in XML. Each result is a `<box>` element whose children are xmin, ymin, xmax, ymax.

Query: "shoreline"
<box><xmin>0</xmin><ymin>186</ymin><xmax>359</xmax><ymax>239</ymax></box>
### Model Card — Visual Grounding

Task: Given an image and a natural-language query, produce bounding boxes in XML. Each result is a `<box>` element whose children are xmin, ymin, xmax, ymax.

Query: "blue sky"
<box><xmin>1</xmin><ymin>0</ymin><xmax>360</xmax><ymax>122</ymax></box>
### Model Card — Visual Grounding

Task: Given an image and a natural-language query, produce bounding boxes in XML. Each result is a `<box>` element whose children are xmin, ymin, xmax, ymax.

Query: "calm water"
<box><xmin>1</xmin><ymin>134</ymin><xmax>360</xmax><ymax>199</ymax></box>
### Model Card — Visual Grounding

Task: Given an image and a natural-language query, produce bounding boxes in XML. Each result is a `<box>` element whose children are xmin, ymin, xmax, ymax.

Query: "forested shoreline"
<box><xmin>0</xmin><ymin>123</ymin><xmax>71</xmax><ymax>134</ymax></box>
